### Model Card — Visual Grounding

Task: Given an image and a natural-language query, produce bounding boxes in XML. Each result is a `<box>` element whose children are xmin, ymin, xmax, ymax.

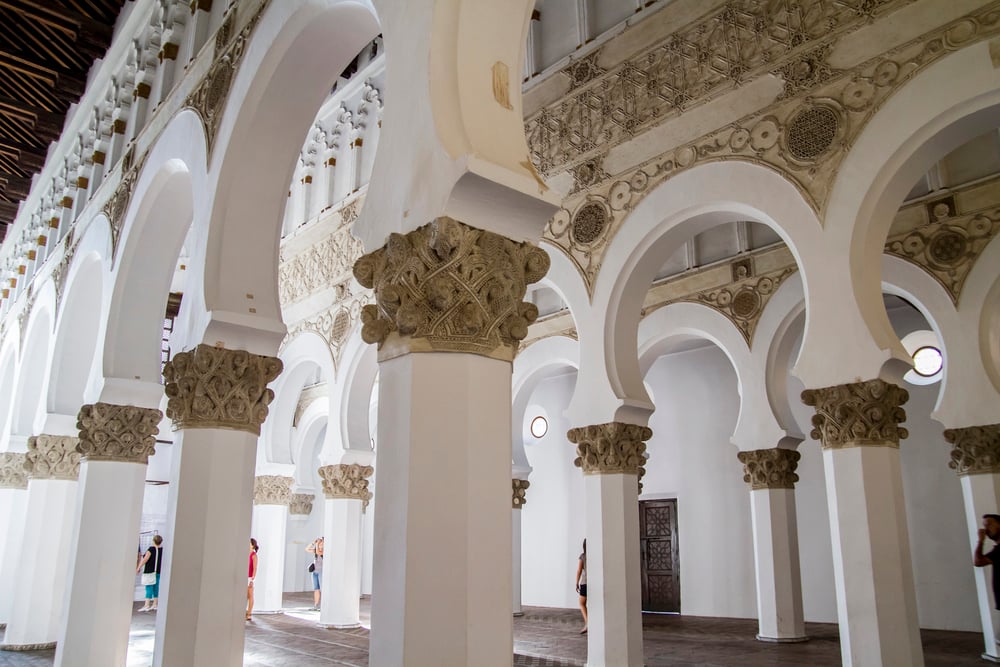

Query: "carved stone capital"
<box><xmin>801</xmin><ymin>379</ymin><xmax>908</xmax><ymax>449</ymax></box>
<box><xmin>0</xmin><ymin>452</ymin><xmax>27</xmax><ymax>489</ymax></box>
<box><xmin>25</xmin><ymin>435</ymin><xmax>81</xmax><ymax>480</ymax></box>
<box><xmin>567</xmin><ymin>422</ymin><xmax>652</xmax><ymax>478</ymax></box>
<box><xmin>512</xmin><ymin>479</ymin><xmax>530</xmax><ymax>509</ymax></box>
<box><xmin>163</xmin><ymin>344</ymin><xmax>283</xmax><ymax>435</ymax></box>
<box><xmin>76</xmin><ymin>403</ymin><xmax>162</xmax><ymax>464</ymax></box>
<box><xmin>289</xmin><ymin>493</ymin><xmax>315</xmax><ymax>516</ymax></box>
<box><xmin>319</xmin><ymin>463</ymin><xmax>373</xmax><ymax>509</ymax></box>
<box><xmin>944</xmin><ymin>424</ymin><xmax>1000</xmax><ymax>476</ymax></box>
<box><xmin>737</xmin><ymin>448</ymin><xmax>801</xmax><ymax>490</ymax></box>
<box><xmin>254</xmin><ymin>475</ymin><xmax>293</xmax><ymax>505</ymax></box>
<box><xmin>352</xmin><ymin>217</ymin><xmax>550</xmax><ymax>361</ymax></box>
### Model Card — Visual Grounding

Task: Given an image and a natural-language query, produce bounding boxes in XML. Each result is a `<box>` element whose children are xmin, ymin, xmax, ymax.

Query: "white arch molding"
<box><xmin>512</xmin><ymin>335</ymin><xmax>580</xmax><ymax>470</ymax></box>
<box><xmin>9</xmin><ymin>282</ymin><xmax>56</xmax><ymax>441</ymax></box>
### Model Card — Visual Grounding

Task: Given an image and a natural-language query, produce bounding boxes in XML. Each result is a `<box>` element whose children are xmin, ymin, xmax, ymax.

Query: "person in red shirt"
<box><xmin>247</xmin><ymin>538</ymin><xmax>259</xmax><ymax>621</ymax></box>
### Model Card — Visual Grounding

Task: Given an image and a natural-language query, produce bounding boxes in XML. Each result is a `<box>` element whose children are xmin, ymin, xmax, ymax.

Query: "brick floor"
<box><xmin>0</xmin><ymin>593</ymin><xmax>991</xmax><ymax>666</ymax></box>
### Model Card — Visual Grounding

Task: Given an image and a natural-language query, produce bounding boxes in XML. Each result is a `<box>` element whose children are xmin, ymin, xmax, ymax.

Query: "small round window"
<box><xmin>530</xmin><ymin>416</ymin><xmax>548</xmax><ymax>438</ymax></box>
<box><xmin>912</xmin><ymin>345</ymin><xmax>943</xmax><ymax>377</ymax></box>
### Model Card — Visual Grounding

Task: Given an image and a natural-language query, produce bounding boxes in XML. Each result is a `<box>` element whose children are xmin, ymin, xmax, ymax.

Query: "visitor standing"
<box><xmin>575</xmin><ymin>539</ymin><xmax>588</xmax><ymax>634</ymax></box>
<box><xmin>137</xmin><ymin>535</ymin><xmax>164</xmax><ymax>612</ymax></box>
<box><xmin>307</xmin><ymin>537</ymin><xmax>324</xmax><ymax>610</ymax></box>
<box><xmin>247</xmin><ymin>538</ymin><xmax>259</xmax><ymax>621</ymax></box>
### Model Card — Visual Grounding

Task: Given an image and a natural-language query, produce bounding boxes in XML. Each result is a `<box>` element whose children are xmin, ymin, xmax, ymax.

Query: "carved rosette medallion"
<box><xmin>567</xmin><ymin>422</ymin><xmax>652</xmax><ymax>481</ymax></box>
<box><xmin>512</xmin><ymin>479</ymin><xmax>530</xmax><ymax>509</ymax></box>
<box><xmin>163</xmin><ymin>344</ymin><xmax>283</xmax><ymax>435</ymax></box>
<box><xmin>253</xmin><ymin>475</ymin><xmax>293</xmax><ymax>505</ymax></box>
<box><xmin>25</xmin><ymin>435</ymin><xmax>81</xmax><ymax>480</ymax></box>
<box><xmin>801</xmin><ymin>379</ymin><xmax>909</xmax><ymax>449</ymax></box>
<box><xmin>944</xmin><ymin>424</ymin><xmax>1000</xmax><ymax>476</ymax></box>
<box><xmin>76</xmin><ymin>403</ymin><xmax>162</xmax><ymax>464</ymax></box>
<box><xmin>0</xmin><ymin>452</ymin><xmax>28</xmax><ymax>489</ymax></box>
<box><xmin>736</xmin><ymin>448</ymin><xmax>801</xmax><ymax>490</ymax></box>
<box><xmin>318</xmin><ymin>464</ymin><xmax>374</xmax><ymax>509</ymax></box>
<box><xmin>352</xmin><ymin>217</ymin><xmax>550</xmax><ymax>361</ymax></box>
<box><xmin>289</xmin><ymin>493</ymin><xmax>315</xmax><ymax>516</ymax></box>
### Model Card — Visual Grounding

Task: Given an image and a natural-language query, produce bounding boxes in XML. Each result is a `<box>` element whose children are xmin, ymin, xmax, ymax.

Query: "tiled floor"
<box><xmin>0</xmin><ymin>593</ymin><xmax>991</xmax><ymax>666</ymax></box>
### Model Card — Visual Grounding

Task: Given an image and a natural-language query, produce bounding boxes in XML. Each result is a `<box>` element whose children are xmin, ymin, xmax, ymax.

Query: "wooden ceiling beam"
<box><xmin>0</xmin><ymin>200</ymin><xmax>20</xmax><ymax>218</ymax></box>
<box><xmin>0</xmin><ymin>50</ymin><xmax>87</xmax><ymax>96</ymax></box>
<box><xmin>0</xmin><ymin>175</ymin><xmax>32</xmax><ymax>198</ymax></box>
<box><xmin>0</xmin><ymin>0</ymin><xmax>113</xmax><ymax>40</ymax></box>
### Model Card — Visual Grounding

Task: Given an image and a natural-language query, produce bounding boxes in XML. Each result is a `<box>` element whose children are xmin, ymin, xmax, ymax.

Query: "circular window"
<box><xmin>530</xmin><ymin>416</ymin><xmax>548</xmax><ymax>439</ymax></box>
<box><xmin>912</xmin><ymin>345</ymin><xmax>943</xmax><ymax>377</ymax></box>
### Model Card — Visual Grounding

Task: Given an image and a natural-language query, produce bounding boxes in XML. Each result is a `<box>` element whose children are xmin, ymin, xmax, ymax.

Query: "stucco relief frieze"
<box><xmin>567</xmin><ymin>422</ymin><xmax>651</xmax><ymax>482</ymax></box>
<box><xmin>512</xmin><ymin>478</ymin><xmax>530</xmax><ymax>509</ymax></box>
<box><xmin>737</xmin><ymin>447</ymin><xmax>801</xmax><ymax>489</ymax></box>
<box><xmin>253</xmin><ymin>475</ymin><xmax>293</xmax><ymax>505</ymax></box>
<box><xmin>25</xmin><ymin>435</ymin><xmax>81</xmax><ymax>480</ymax></box>
<box><xmin>318</xmin><ymin>463</ymin><xmax>373</xmax><ymax>509</ymax></box>
<box><xmin>76</xmin><ymin>402</ymin><xmax>163</xmax><ymax>464</ymax></box>
<box><xmin>944</xmin><ymin>423</ymin><xmax>1000</xmax><ymax>476</ymax></box>
<box><xmin>163</xmin><ymin>344</ymin><xmax>283</xmax><ymax>435</ymax></box>
<box><xmin>289</xmin><ymin>492</ymin><xmax>315</xmax><ymax>515</ymax></box>
<box><xmin>279</xmin><ymin>225</ymin><xmax>365</xmax><ymax>305</ymax></box>
<box><xmin>538</xmin><ymin>5</ymin><xmax>1000</xmax><ymax>291</ymax></box>
<box><xmin>0</xmin><ymin>452</ymin><xmax>28</xmax><ymax>489</ymax></box>
<box><xmin>102</xmin><ymin>146</ymin><xmax>149</xmax><ymax>258</ymax></box>
<box><xmin>353</xmin><ymin>217</ymin><xmax>550</xmax><ymax>361</ymax></box>
<box><xmin>885</xmin><ymin>201</ymin><xmax>1000</xmax><ymax>304</ymax></box>
<box><xmin>801</xmin><ymin>379</ymin><xmax>909</xmax><ymax>449</ymax></box>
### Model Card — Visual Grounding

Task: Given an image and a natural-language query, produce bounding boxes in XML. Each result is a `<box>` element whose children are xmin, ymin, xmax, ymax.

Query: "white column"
<box><xmin>370</xmin><ymin>352</ymin><xmax>513</xmax><ymax>667</ymax></box>
<box><xmin>56</xmin><ymin>461</ymin><xmax>146</xmax><ymax>666</ymax></box>
<box><xmin>0</xmin><ymin>453</ymin><xmax>29</xmax><ymax>628</ymax></box>
<box><xmin>251</xmin><ymin>503</ymin><xmax>289</xmax><ymax>614</ymax></box>
<box><xmin>320</xmin><ymin>495</ymin><xmax>364</xmax><ymax>628</ymax></box>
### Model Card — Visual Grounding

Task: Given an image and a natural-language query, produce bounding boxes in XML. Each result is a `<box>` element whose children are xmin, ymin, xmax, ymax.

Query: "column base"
<box><xmin>513</xmin><ymin>612</ymin><xmax>524</xmax><ymax>617</ymax></box>
<box><xmin>756</xmin><ymin>634</ymin><xmax>809</xmax><ymax>643</ymax></box>
<box><xmin>252</xmin><ymin>610</ymin><xmax>284</xmax><ymax>615</ymax></box>
<box><xmin>319</xmin><ymin>622</ymin><xmax>361</xmax><ymax>630</ymax></box>
<box><xmin>982</xmin><ymin>653</ymin><xmax>1000</xmax><ymax>663</ymax></box>
<box><xmin>0</xmin><ymin>641</ymin><xmax>57</xmax><ymax>651</ymax></box>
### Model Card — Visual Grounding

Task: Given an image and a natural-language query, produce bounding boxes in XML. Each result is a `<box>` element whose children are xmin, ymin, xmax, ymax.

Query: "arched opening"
<box><xmin>48</xmin><ymin>255</ymin><xmax>103</xmax><ymax>417</ymax></box>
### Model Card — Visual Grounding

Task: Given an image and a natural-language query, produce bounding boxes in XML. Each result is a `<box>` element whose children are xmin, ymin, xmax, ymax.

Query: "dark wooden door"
<box><xmin>639</xmin><ymin>499</ymin><xmax>680</xmax><ymax>613</ymax></box>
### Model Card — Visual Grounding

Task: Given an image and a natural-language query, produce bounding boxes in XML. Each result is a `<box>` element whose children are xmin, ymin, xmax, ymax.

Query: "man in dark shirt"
<box><xmin>974</xmin><ymin>513</ymin><xmax>1000</xmax><ymax>610</ymax></box>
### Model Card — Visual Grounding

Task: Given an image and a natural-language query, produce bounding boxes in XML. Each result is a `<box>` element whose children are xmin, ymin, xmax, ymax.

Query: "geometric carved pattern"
<box><xmin>24</xmin><ymin>435</ymin><xmax>81</xmax><ymax>480</ymax></box>
<box><xmin>353</xmin><ymin>217</ymin><xmax>550</xmax><ymax>361</ymax></box>
<box><xmin>644</xmin><ymin>505</ymin><xmax>673</xmax><ymax>538</ymax></box>
<box><xmin>289</xmin><ymin>492</ymin><xmax>315</xmax><ymax>515</ymax></box>
<box><xmin>254</xmin><ymin>475</ymin><xmax>293</xmax><ymax>505</ymax></box>
<box><xmin>944</xmin><ymin>423</ymin><xmax>1000</xmax><ymax>476</ymax></box>
<box><xmin>736</xmin><ymin>447</ymin><xmax>801</xmax><ymax>489</ymax></box>
<box><xmin>646</xmin><ymin>540</ymin><xmax>673</xmax><ymax>571</ymax></box>
<box><xmin>786</xmin><ymin>105</ymin><xmax>839</xmax><ymax>160</ymax></box>
<box><xmin>567</xmin><ymin>422</ymin><xmax>652</xmax><ymax>485</ymax></box>
<box><xmin>279</xmin><ymin>225</ymin><xmax>365</xmax><ymax>305</ymax></box>
<box><xmin>76</xmin><ymin>403</ymin><xmax>163</xmax><ymax>465</ymax></box>
<box><xmin>318</xmin><ymin>463</ymin><xmax>373</xmax><ymax>510</ymax></box>
<box><xmin>685</xmin><ymin>265</ymin><xmax>797</xmax><ymax>346</ymax></box>
<box><xmin>801</xmin><ymin>379</ymin><xmax>909</xmax><ymax>450</ymax></box>
<box><xmin>0</xmin><ymin>452</ymin><xmax>27</xmax><ymax>489</ymax></box>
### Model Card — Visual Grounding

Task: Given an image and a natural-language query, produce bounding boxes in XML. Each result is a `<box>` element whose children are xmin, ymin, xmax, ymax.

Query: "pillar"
<box><xmin>287</xmin><ymin>493</ymin><xmax>314</xmax><ymax>592</ymax></box>
<box><xmin>0</xmin><ymin>436</ymin><xmax>81</xmax><ymax>651</ymax></box>
<box><xmin>153</xmin><ymin>345</ymin><xmax>282</xmax><ymax>667</ymax></box>
<box><xmin>54</xmin><ymin>403</ymin><xmax>162</xmax><ymax>667</ymax></box>
<box><xmin>512</xmin><ymin>478</ymin><xmax>530</xmax><ymax>617</ymax></box>
<box><xmin>354</xmin><ymin>217</ymin><xmax>549</xmax><ymax>667</ymax></box>
<box><xmin>0</xmin><ymin>453</ymin><xmax>28</xmax><ymax>628</ymax></box>
<box><xmin>944</xmin><ymin>423</ymin><xmax>1000</xmax><ymax>662</ymax></box>
<box><xmin>251</xmin><ymin>475</ymin><xmax>293</xmax><ymax>614</ymax></box>
<box><xmin>736</xmin><ymin>448</ymin><xmax>807</xmax><ymax>643</ymax></box>
<box><xmin>802</xmin><ymin>379</ymin><xmax>923</xmax><ymax>667</ymax></box>
<box><xmin>318</xmin><ymin>463</ymin><xmax>373</xmax><ymax>628</ymax></box>
<box><xmin>566</xmin><ymin>422</ymin><xmax>649</xmax><ymax>667</ymax></box>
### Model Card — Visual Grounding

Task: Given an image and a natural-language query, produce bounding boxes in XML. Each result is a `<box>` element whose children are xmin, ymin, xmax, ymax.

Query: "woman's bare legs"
<box><xmin>246</xmin><ymin>582</ymin><xmax>254</xmax><ymax>620</ymax></box>
<box><xmin>578</xmin><ymin>594</ymin><xmax>588</xmax><ymax>633</ymax></box>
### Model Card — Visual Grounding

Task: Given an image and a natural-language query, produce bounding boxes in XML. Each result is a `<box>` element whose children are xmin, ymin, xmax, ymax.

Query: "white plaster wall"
<box><xmin>520</xmin><ymin>372</ymin><xmax>586</xmax><ymax>609</ymax></box>
<box><xmin>642</xmin><ymin>345</ymin><xmax>756</xmax><ymax>619</ymax></box>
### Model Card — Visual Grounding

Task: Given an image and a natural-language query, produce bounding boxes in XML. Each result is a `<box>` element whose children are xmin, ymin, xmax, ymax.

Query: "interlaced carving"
<box><xmin>353</xmin><ymin>217</ymin><xmax>550</xmax><ymax>361</ymax></box>
<box><xmin>0</xmin><ymin>452</ymin><xmax>27</xmax><ymax>489</ymax></box>
<box><xmin>737</xmin><ymin>448</ymin><xmax>801</xmax><ymax>489</ymax></box>
<box><xmin>786</xmin><ymin>105</ymin><xmax>839</xmax><ymax>160</ymax></box>
<box><xmin>76</xmin><ymin>403</ymin><xmax>163</xmax><ymax>464</ymax></box>
<box><xmin>289</xmin><ymin>492</ymin><xmax>315</xmax><ymax>515</ymax></box>
<box><xmin>801</xmin><ymin>379</ymin><xmax>909</xmax><ymax>449</ymax></box>
<box><xmin>163</xmin><ymin>344</ymin><xmax>283</xmax><ymax>435</ymax></box>
<box><xmin>512</xmin><ymin>479</ymin><xmax>530</xmax><ymax>509</ymax></box>
<box><xmin>254</xmin><ymin>475</ymin><xmax>293</xmax><ymax>505</ymax></box>
<box><xmin>25</xmin><ymin>435</ymin><xmax>81</xmax><ymax>480</ymax></box>
<box><xmin>102</xmin><ymin>148</ymin><xmax>148</xmax><ymax>259</ymax></box>
<box><xmin>944</xmin><ymin>424</ymin><xmax>1000</xmax><ymax>476</ymax></box>
<box><xmin>319</xmin><ymin>463</ymin><xmax>373</xmax><ymax>509</ymax></box>
<box><xmin>571</xmin><ymin>202</ymin><xmax>608</xmax><ymax>245</ymax></box>
<box><xmin>567</xmin><ymin>422</ymin><xmax>652</xmax><ymax>479</ymax></box>
<box><xmin>279</xmin><ymin>224</ymin><xmax>365</xmax><ymax>305</ymax></box>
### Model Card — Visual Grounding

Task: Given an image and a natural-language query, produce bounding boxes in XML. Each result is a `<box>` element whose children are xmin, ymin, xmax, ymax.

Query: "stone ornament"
<box><xmin>944</xmin><ymin>424</ymin><xmax>1000</xmax><ymax>476</ymax></box>
<box><xmin>163</xmin><ymin>344</ymin><xmax>283</xmax><ymax>435</ymax></box>
<box><xmin>512</xmin><ymin>479</ymin><xmax>530</xmax><ymax>509</ymax></box>
<box><xmin>24</xmin><ymin>435</ymin><xmax>81</xmax><ymax>480</ymax></box>
<box><xmin>279</xmin><ymin>224</ymin><xmax>365</xmax><ymax>306</ymax></box>
<box><xmin>353</xmin><ymin>217</ymin><xmax>550</xmax><ymax>361</ymax></box>
<box><xmin>289</xmin><ymin>493</ymin><xmax>315</xmax><ymax>516</ymax></box>
<box><xmin>319</xmin><ymin>464</ymin><xmax>373</xmax><ymax>509</ymax></box>
<box><xmin>253</xmin><ymin>475</ymin><xmax>293</xmax><ymax>505</ymax></box>
<box><xmin>801</xmin><ymin>379</ymin><xmax>909</xmax><ymax>449</ymax></box>
<box><xmin>737</xmin><ymin>448</ymin><xmax>801</xmax><ymax>490</ymax></box>
<box><xmin>76</xmin><ymin>403</ymin><xmax>163</xmax><ymax>464</ymax></box>
<box><xmin>567</xmin><ymin>422</ymin><xmax>652</xmax><ymax>478</ymax></box>
<box><xmin>0</xmin><ymin>452</ymin><xmax>28</xmax><ymax>489</ymax></box>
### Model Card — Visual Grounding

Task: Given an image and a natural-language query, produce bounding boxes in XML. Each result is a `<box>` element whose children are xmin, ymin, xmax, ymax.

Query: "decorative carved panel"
<box><xmin>25</xmin><ymin>435</ymin><xmax>81</xmax><ymax>480</ymax></box>
<box><xmin>801</xmin><ymin>379</ymin><xmax>909</xmax><ymax>449</ymax></box>
<box><xmin>253</xmin><ymin>475</ymin><xmax>293</xmax><ymax>505</ymax></box>
<box><xmin>737</xmin><ymin>447</ymin><xmax>801</xmax><ymax>489</ymax></box>
<box><xmin>318</xmin><ymin>463</ymin><xmax>373</xmax><ymax>510</ymax></box>
<box><xmin>0</xmin><ymin>452</ymin><xmax>27</xmax><ymax>489</ymax></box>
<box><xmin>76</xmin><ymin>402</ymin><xmax>163</xmax><ymax>464</ymax></box>
<box><xmin>289</xmin><ymin>492</ymin><xmax>315</xmax><ymax>515</ymax></box>
<box><xmin>279</xmin><ymin>225</ymin><xmax>365</xmax><ymax>306</ymax></box>
<box><xmin>567</xmin><ymin>422</ymin><xmax>652</xmax><ymax>479</ymax></box>
<box><xmin>944</xmin><ymin>423</ymin><xmax>1000</xmax><ymax>476</ymax></box>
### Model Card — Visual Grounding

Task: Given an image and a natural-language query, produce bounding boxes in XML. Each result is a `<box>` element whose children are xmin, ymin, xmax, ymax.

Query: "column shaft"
<box><xmin>585</xmin><ymin>473</ymin><xmax>643</xmax><ymax>667</ymax></box>
<box><xmin>512</xmin><ymin>507</ymin><xmax>523</xmax><ymax>616</ymax></box>
<box><xmin>321</xmin><ymin>497</ymin><xmax>364</xmax><ymax>628</ymax></box>
<box><xmin>370</xmin><ymin>352</ymin><xmax>513</xmax><ymax>667</ymax></box>
<box><xmin>251</xmin><ymin>504</ymin><xmax>289</xmax><ymax>613</ymax></box>
<box><xmin>961</xmin><ymin>473</ymin><xmax>1000</xmax><ymax>659</ymax></box>
<box><xmin>749</xmin><ymin>488</ymin><xmax>805</xmax><ymax>641</ymax></box>
<box><xmin>0</xmin><ymin>487</ymin><xmax>27</xmax><ymax>626</ymax></box>
<box><xmin>154</xmin><ymin>428</ymin><xmax>257</xmax><ymax>667</ymax></box>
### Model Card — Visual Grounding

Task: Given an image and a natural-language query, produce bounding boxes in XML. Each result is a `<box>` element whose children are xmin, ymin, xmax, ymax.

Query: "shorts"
<box><xmin>578</xmin><ymin>584</ymin><xmax>587</xmax><ymax>598</ymax></box>
<box><xmin>312</xmin><ymin>571</ymin><xmax>321</xmax><ymax>590</ymax></box>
